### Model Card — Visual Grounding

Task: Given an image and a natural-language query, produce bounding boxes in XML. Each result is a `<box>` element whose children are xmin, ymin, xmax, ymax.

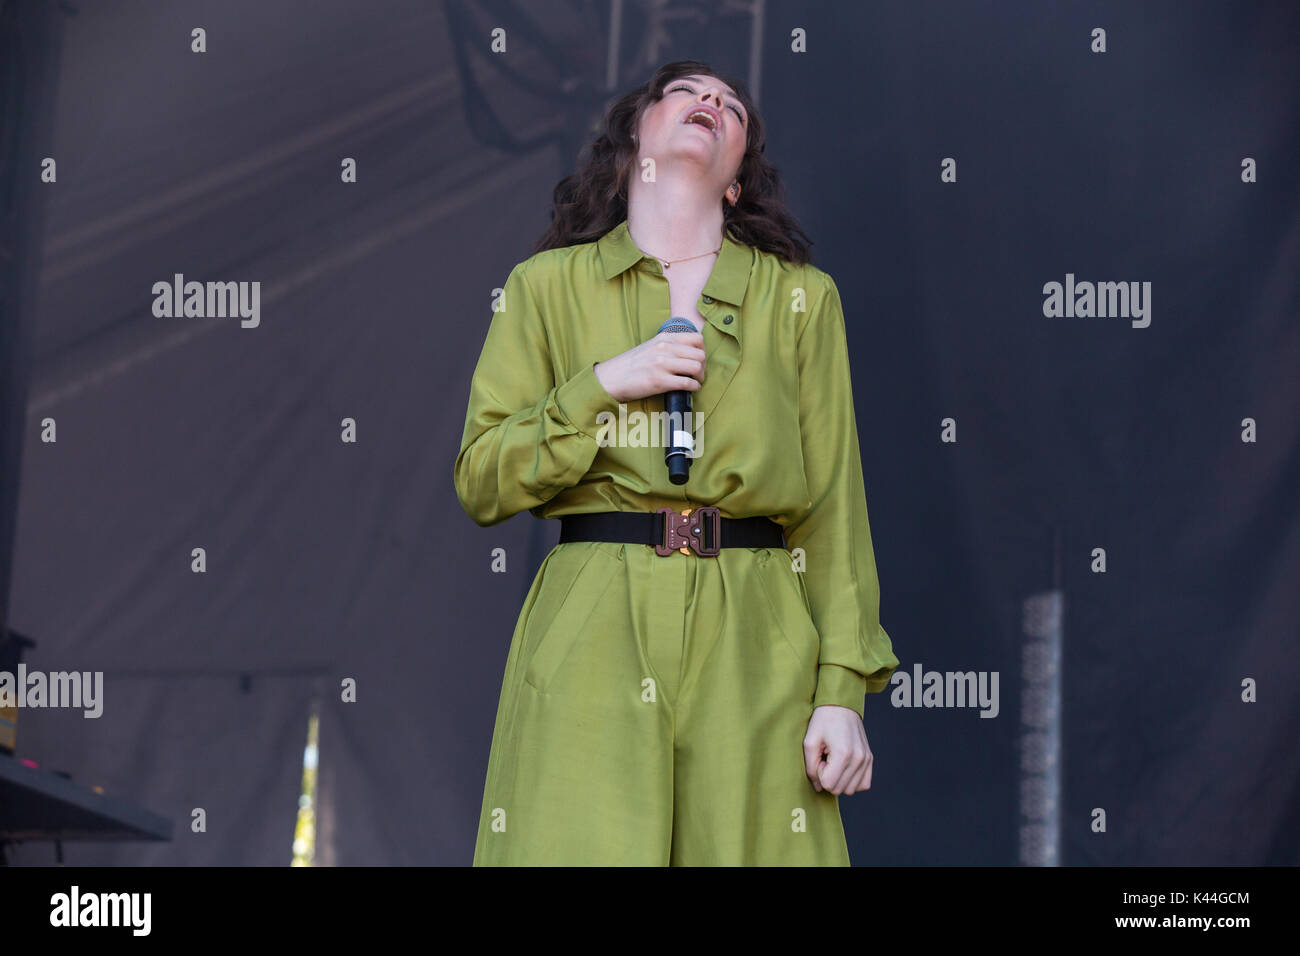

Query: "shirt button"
<box><xmin>701</xmin><ymin>295</ymin><xmax>714</xmax><ymax>304</ymax></box>
<box><xmin>723</xmin><ymin>314</ymin><xmax>734</xmax><ymax>324</ymax></box>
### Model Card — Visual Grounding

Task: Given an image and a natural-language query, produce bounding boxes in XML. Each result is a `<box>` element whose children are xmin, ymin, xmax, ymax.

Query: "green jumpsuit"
<box><xmin>454</xmin><ymin>219</ymin><xmax>899</xmax><ymax>865</ymax></box>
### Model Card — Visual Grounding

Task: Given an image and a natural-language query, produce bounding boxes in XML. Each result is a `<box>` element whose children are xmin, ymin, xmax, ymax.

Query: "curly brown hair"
<box><xmin>532</xmin><ymin>60</ymin><xmax>813</xmax><ymax>265</ymax></box>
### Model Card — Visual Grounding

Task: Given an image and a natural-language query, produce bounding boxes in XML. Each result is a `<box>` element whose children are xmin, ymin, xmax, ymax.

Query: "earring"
<box><xmin>726</xmin><ymin>182</ymin><xmax>741</xmax><ymax>206</ymax></box>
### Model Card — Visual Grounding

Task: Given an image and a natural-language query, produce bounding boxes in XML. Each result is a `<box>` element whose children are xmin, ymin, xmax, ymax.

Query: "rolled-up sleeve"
<box><xmin>453</xmin><ymin>260</ymin><xmax>621</xmax><ymax>526</ymax></box>
<box><xmin>784</xmin><ymin>271</ymin><xmax>900</xmax><ymax>717</ymax></box>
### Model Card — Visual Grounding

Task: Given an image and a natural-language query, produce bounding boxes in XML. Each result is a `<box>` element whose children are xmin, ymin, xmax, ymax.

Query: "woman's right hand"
<box><xmin>593</xmin><ymin>330</ymin><xmax>706</xmax><ymax>403</ymax></box>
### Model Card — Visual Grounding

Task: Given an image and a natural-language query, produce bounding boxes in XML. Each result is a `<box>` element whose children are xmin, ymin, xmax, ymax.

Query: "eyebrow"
<box><xmin>667</xmin><ymin>77</ymin><xmax>747</xmax><ymax>117</ymax></box>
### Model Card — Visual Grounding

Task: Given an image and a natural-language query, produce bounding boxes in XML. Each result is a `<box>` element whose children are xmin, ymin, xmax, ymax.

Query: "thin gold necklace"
<box><xmin>650</xmin><ymin>244</ymin><xmax>721</xmax><ymax>269</ymax></box>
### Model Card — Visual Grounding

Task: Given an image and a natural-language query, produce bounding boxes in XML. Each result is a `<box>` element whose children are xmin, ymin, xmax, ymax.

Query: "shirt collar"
<box><xmin>597</xmin><ymin>218</ymin><xmax>752</xmax><ymax>308</ymax></box>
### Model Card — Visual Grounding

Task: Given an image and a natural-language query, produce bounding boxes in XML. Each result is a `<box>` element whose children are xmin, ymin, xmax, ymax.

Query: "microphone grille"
<box><xmin>658</xmin><ymin>317</ymin><xmax>698</xmax><ymax>334</ymax></box>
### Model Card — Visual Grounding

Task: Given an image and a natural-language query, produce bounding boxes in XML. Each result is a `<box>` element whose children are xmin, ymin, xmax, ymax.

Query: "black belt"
<box><xmin>558</xmin><ymin>506</ymin><xmax>785</xmax><ymax>557</ymax></box>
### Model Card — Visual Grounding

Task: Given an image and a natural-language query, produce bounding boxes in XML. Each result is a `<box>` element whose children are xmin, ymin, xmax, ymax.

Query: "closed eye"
<box><xmin>666</xmin><ymin>83</ymin><xmax>746</xmax><ymax>125</ymax></box>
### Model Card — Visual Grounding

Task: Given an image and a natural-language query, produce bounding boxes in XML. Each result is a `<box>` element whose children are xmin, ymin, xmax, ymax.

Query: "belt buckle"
<box><xmin>655</xmin><ymin>505</ymin><xmax>721</xmax><ymax>557</ymax></box>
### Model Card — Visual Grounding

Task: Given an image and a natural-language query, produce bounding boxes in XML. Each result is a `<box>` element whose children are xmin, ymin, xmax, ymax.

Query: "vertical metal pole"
<box><xmin>606</xmin><ymin>0</ymin><xmax>623</xmax><ymax>91</ymax></box>
<box><xmin>1018</xmin><ymin>526</ymin><xmax>1063</xmax><ymax>865</ymax></box>
<box><xmin>748</xmin><ymin>0</ymin><xmax>765</xmax><ymax>106</ymax></box>
<box><xmin>0</xmin><ymin>0</ymin><xmax>63</xmax><ymax>641</ymax></box>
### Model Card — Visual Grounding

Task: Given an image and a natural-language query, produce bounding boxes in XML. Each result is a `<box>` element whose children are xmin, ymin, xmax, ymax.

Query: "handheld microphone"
<box><xmin>657</xmin><ymin>317</ymin><xmax>699</xmax><ymax>485</ymax></box>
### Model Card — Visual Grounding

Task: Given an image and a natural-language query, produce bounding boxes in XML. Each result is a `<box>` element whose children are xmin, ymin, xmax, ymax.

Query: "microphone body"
<box><xmin>657</xmin><ymin>317</ymin><xmax>699</xmax><ymax>485</ymax></box>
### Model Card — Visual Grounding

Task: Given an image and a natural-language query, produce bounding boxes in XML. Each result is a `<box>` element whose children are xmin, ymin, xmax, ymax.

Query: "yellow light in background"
<box><xmin>290</xmin><ymin>705</ymin><xmax>319</xmax><ymax>867</ymax></box>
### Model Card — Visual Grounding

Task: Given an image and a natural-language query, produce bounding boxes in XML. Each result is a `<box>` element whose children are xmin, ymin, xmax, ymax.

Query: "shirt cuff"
<box><xmin>554</xmin><ymin>362</ymin><xmax>621</xmax><ymax>441</ymax></box>
<box><xmin>812</xmin><ymin>663</ymin><xmax>869</xmax><ymax>717</ymax></box>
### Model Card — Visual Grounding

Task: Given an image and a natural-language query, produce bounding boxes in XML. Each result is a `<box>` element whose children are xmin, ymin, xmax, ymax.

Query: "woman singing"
<box><xmin>454</xmin><ymin>60</ymin><xmax>899</xmax><ymax>865</ymax></box>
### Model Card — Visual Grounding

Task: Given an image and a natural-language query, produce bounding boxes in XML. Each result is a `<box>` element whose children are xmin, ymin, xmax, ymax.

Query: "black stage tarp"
<box><xmin>0</xmin><ymin>0</ymin><xmax>1296</xmax><ymax>865</ymax></box>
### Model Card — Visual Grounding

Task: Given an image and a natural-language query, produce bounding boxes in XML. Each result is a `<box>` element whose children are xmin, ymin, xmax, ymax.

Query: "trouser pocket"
<box><xmin>754</xmin><ymin>549</ymin><xmax>820</xmax><ymax>676</ymax></box>
<box><xmin>521</xmin><ymin>544</ymin><xmax>619</xmax><ymax>694</ymax></box>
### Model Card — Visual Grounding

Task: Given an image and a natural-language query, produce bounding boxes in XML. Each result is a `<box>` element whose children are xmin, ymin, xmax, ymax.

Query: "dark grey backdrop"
<box><xmin>1</xmin><ymin>0</ymin><xmax>1296</xmax><ymax>865</ymax></box>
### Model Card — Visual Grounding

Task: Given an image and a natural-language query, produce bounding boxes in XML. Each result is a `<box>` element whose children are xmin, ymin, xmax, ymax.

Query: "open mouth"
<box><xmin>683</xmin><ymin>107</ymin><xmax>719</xmax><ymax>137</ymax></box>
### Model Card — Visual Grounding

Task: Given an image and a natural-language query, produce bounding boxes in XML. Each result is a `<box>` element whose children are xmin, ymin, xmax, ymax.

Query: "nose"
<box><xmin>696</xmin><ymin>87</ymin><xmax>724</xmax><ymax>109</ymax></box>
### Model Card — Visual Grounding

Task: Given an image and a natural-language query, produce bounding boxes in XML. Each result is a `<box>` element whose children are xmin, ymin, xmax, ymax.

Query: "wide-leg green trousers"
<box><xmin>472</xmin><ymin>539</ymin><xmax>851</xmax><ymax>866</ymax></box>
